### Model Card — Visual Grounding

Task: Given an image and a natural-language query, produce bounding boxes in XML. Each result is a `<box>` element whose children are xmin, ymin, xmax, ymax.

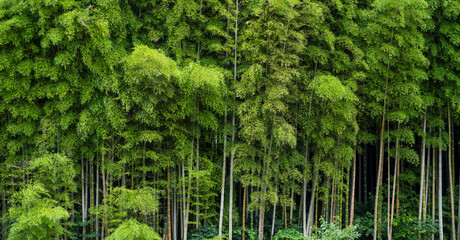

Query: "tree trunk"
<box><xmin>229</xmin><ymin>134</ymin><xmax>235</xmax><ymax>240</ymax></box>
<box><xmin>324</xmin><ymin>176</ymin><xmax>330</xmax><ymax>221</ymax></box>
<box><xmin>251</xmin><ymin>185</ymin><xmax>254</xmax><ymax>230</ymax></box>
<box><xmin>270</xmin><ymin>203</ymin><xmax>276</xmax><ymax>240</ymax></box>
<box><xmin>358</xmin><ymin>152</ymin><xmax>362</xmax><ymax>202</ymax></box>
<box><xmin>290</xmin><ymin>189</ymin><xmax>294</xmax><ymax>225</ymax></box>
<box><xmin>315</xmin><ymin>177</ymin><xmax>319</xmax><ymax>233</ymax></box>
<box><xmin>284</xmin><ymin>199</ymin><xmax>287</xmax><ymax>227</ymax></box>
<box><xmin>350</xmin><ymin>146</ymin><xmax>357</xmax><ymax>226</ymax></box>
<box><xmin>457</xmin><ymin>132</ymin><xmax>460</xmax><ymax>240</ymax></box>
<box><xmin>173</xmin><ymin>168</ymin><xmax>177</xmax><ymax>240</ymax></box>
<box><xmin>96</xmin><ymin>161</ymin><xmax>99</xmax><ymax>239</ymax></box>
<box><xmin>218</xmin><ymin>115</ymin><xmax>227</xmax><ymax>236</ymax></box>
<box><xmin>455</xmin><ymin>122</ymin><xmax>460</xmax><ymax>240</ymax></box>
<box><xmin>396</xmin><ymin>158</ymin><xmax>401</xmax><ymax>217</ymax></box>
<box><xmin>102</xmin><ymin>143</ymin><xmax>108</xmax><ymax>238</ymax></box>
<box><xmin>387</xmin><ymin>122</ymin><xmax>391</xmax><ymax>239</ymax></box>
<box><xmin>340</xmin><ymin>167</ymin><xmax>345</xmax><ymax>227</ymax></box>
<box><xmin>373</xmin><ymin>115</ymin><xmax>386</xmax><ymax>240</ymax></box>
<box><xmin>302</xmin><ymin>140</ymin><xmax>309</xmax><ymax>236</ymax></box>
<box><xmin>306</xmin><ymin>169</ymin><xmax>318</xmax><ymax>236</ymax></box>
<box><xmin>299</xmin><ymin>182</ymin><xmax>303</xmax><ymax>227</ymax></box>
<box><xmin>432</xmin><ymin>146</ymin><xmax>436</xmax><ymax>240</ymax></box>
<box><xmin>196</xmin><ymin>137</ymin><xmax>200</xmax><ymax>229</ymax></box>
<box><xmin>242</xmin><ymin>186</ymin><xmax>247</xmax><ymax>240</ymax></box>
<box><xmin>183</xmin><ymin>140</ymin><xmax>194</xmax><ymax>240</ymax></box>
<box><xmin>424</xmin><ymin>146</ymin><xmax>430</xmax><ymax>222</ymax></box>
<box><xmin>373</xmin><ymin>25</ymin><xmax>393</xmax><ymax>240</ymax></box>
<box><xmin>418</xmin><ymin>117</ymin><xmax>427</xmax><ymax>239</ymax></box>
<box><xmin>345</xmin><ymin>167</ymin><xmax>349</xmax><ymax>226</ymax></box>
<box><xmin>90</xmin><ymin>159</ymin><xmax>94</xmax><ymax>236</ymax></box>
<box><xmin>167</xmin><ymin>167</ymin><xmax>172</xmax><ymax>240</ymax></box>
<box><xmin>86</xmin><ymin>158</ymin><xmax>89</xmax><ymax>236</ymax></box>
<box><xmin>389</xmin><ymin>122</ymin><xmax>401</xmax><ymax>240</ymax></box>
<box><xmin>81</xmin><ymin>156</ymin><xmax>86</xmax><ymax>240</ymax></box>
<box><xmin>447</xmin><ymin>106</ymin><xmax>455</xmax><ymax>239</ymax></box>
<box><xmin>438</xmin><ymin>127</ymin><xmax>443</xmax><ymax>240</ymax></box>
<box><xmin>258</xmin><ymin>182</ymin><xmax>266</xmax><ymax>240</ymax></box>
<box><xmin>180</xmin><ymin>164</ymin><xmax>184</xmax><ymax>240</ymax></box>
<box><xmin>2</xmin><ymin>183</ymin><xmax>6</xmax><ymax>240</ymax></box>
<box><xmin>229</xmin><ymin>0</ymin><xmax>238</xmax><ymax>238</ymax></box>
<box><xmin>330</xmin><ymin>174</ymin><xmax>336</xmax><ymax>222</ymax></box>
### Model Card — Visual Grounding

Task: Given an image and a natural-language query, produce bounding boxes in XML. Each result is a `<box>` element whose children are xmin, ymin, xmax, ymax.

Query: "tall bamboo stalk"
<box><xmin>389</xmin><ymin>122</ymin><xmax>401</xmax><ymax>240</ymax></box>
<box><xmin>438</xmin><ymin>127</ymin><xmax>443</xmax><ymax>240</ymax></box>
<box><xmin>447</xmin><ymin>106</ymin><xmax>455</xmax><ymax>239</ymax></box>
<box><xmin>418</xmin><ymin>117</ymin><xmax>426</xmax><ymax>239</ymax></box>
<box><xmin>242</xmin><ymin>186</ymin><xmax>247</xmax><ymax>240</ymax></box>
<box><xmin>167</xmin><ymin>167</ymin><xmax>172</xmax><ymax>240</ymax></box>
<box><xmin>229</xmin><ymin>1</ymin><xmax>238</xmax><ymax>238</ymax></box>
<box><xmin>218</xmin><ymin>115</ymin><xmax>227</xmax><ymax>236</ymax></box>
<box><xmin>350</xmin><ymin>147</ymin><xmax>356</xmax><ymax>226</ymax></box>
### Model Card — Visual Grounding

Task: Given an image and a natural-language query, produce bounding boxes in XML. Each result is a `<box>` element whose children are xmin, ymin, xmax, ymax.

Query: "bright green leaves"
<box><xmin>237</xmin><ymin>64</ymin><xmax>264</xmax><ymax>99</ymax></box>
<box><xmin>238</xmin><ymin>98</ymin><xmax>266</xmax><ymax>144</ymax></box>
<box><xmin>122</xmin><ymin>45</ymin><xmax>180</xmax><ymax>127</ymax></box>
<box><xmin>106</xmin><ymin>219</ymin><xmax>161</xmax><ymax>240</ymax></box>
<box><xmin>306</xmin><ymin>74</ymin><xmax>358</xmax><ymax>168</ymax></box>
<box><xmin>426</xmin><ymin>0</ymin><xmax>460</xmax><ymax>118</ymax></box>
<box><xmin>8</xmin><ymin>153</ymin><xmax>76</xmax><ymax>240</ymax></box>
<box><xmin>28</xmin><ymin>154</ymin><xmax>77</xmax><ymax>201</ymax></box>
<box><xmin>124</xmin><ymin>46</ymin><xmax>180</xmax><ymax>88</ymax></box>
<box><xmin>8</xmin><ymin>183</ymin><xmax>70</xmax><ymax>240</ymax></box>
<box><xmin>307</xmin><ymin>217</ymin><xmax>360</xmax><ymax>240</ymax></box>
<box><xmin>122</xmin><ymin>44</ymin><xmax>227</xmax><ymax>125</ymax></box>
<box><xmin>274</xmin><ymin>122</ymin><xmax>296</xmax><ymax>148</ymax></box>
<box><xmin>106</xmin><ymin>187</ymin><xmax>159</xmax><ymax>220</ymax></box>
<box><xmin>360</xmin><ymin>0</ymin><xmax>430</xmax><ymax>170</ymax></box>
<box><xmin>309</xmin><ymin>75</ymin><xmax>358</xmax><ymax>103</ymax></box>
<box><xmin>273</xmin><ymin>228</ymin><xmax>304</xmax><ymax>240</ymax></box>
<box><xmin>237</xmin><ymin>0</ymin><xmax>308</xmax><ymax>219</ymax></box>
<box><xmin>180</xmin><ymin>62</ymin><xmax>227</xmax><ymax>120</ymax></box>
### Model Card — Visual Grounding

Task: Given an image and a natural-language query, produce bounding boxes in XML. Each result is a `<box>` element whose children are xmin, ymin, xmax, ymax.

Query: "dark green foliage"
<box><xmin>390</xmin><ymin>215</ymin><xmax>438</xmax><ymax>240</ymax></box>
<box><xmin>189</xmin><ymin>225</ymin><xmax>219</xmax><ymax>240</ymax></box>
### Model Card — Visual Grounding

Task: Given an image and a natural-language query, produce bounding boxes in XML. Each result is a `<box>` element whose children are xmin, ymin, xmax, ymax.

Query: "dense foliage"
<box><xmin>0</xmin><ymin>0</ymin><xmax>458</xmax><ymax>240</ymax></box>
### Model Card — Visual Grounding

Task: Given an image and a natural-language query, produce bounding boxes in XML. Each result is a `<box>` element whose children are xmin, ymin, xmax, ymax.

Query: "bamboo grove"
<box><xmin>0</xmin><ymin>0</ymin><xmax>459</xmax><ymax>239</ymax></box>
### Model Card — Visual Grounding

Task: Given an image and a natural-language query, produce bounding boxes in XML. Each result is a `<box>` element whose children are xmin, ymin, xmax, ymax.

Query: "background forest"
<box><xmin>0</xmin><ymin>0</ymin><xmax>459</xmax><ymax>239</ymax></box>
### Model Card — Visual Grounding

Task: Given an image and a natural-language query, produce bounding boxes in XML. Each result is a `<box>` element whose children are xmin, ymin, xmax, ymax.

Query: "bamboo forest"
<box><xmin>0</xmin><ymin>0</ymin><xmax>459</xmax><ymax>239</ymax></box>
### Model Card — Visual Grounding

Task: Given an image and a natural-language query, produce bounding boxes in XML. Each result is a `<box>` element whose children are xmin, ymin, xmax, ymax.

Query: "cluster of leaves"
<box><xmin>7</xmin><ymin>154</ymin><xmax>75</xmax><ymax>240</ymax></box>
<box><xmin>8</xmin><ymin>182</ymin><xmax>70</xmax><ymax>240</ymax></box>
<box><xmin>104</xmin><ymin>186</ymin><xmax>159</xmax><ymax>228</ymax></box>
<box><xmin>106</xmin><ymin>219</ymin><xmax>161</xmax><ymax>240</ymax></box>
<box><xmin>189</xmin><ymin>225</ymin><xmax>219</xmax><ymax>240</ymax></box>
<box><xmin>391</xmin><ymin>215</ymin><xmax>439</xmax><ymax>240</ymax></box>
<box><xmin>308</xmin><ymin>217</ymin><xmax>360</xmax><ymax>240</ymax></box>
<box><xmin>353</xmin><ymin>210</ymin><xmax>439</xmax><ymax>240</ymax></box>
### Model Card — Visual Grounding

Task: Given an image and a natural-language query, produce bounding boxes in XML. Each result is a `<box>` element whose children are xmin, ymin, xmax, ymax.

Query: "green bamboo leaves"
<box><xmin>106</xmin><ymin>219</ymin><xmax>161</xmax><ymax>240</ymax></box>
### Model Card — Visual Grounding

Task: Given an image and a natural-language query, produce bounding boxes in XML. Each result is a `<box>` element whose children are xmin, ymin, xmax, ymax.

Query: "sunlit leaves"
<box><xmin>124</xmin><ymin>45</ymin><xmax>180</xmax><ymax>89</ymax></box>
<box><xmin>8</xmin><ymin>182</ymin><xmax>70</xmax><ymax>240</ymax></box>
<box><xmin>106</xmin><ymin>219</ymin><xmax>161</xmax><ymax>240</ymax></box>
<box><xmin>309</xmin><ymin>75</ymin><xmax>358</xmax><ymax>103</ymax></box>
<box><xmin>108</xmin><ymin>187</ymin><xmax>159</xmax><ymax>216</ymax></box>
